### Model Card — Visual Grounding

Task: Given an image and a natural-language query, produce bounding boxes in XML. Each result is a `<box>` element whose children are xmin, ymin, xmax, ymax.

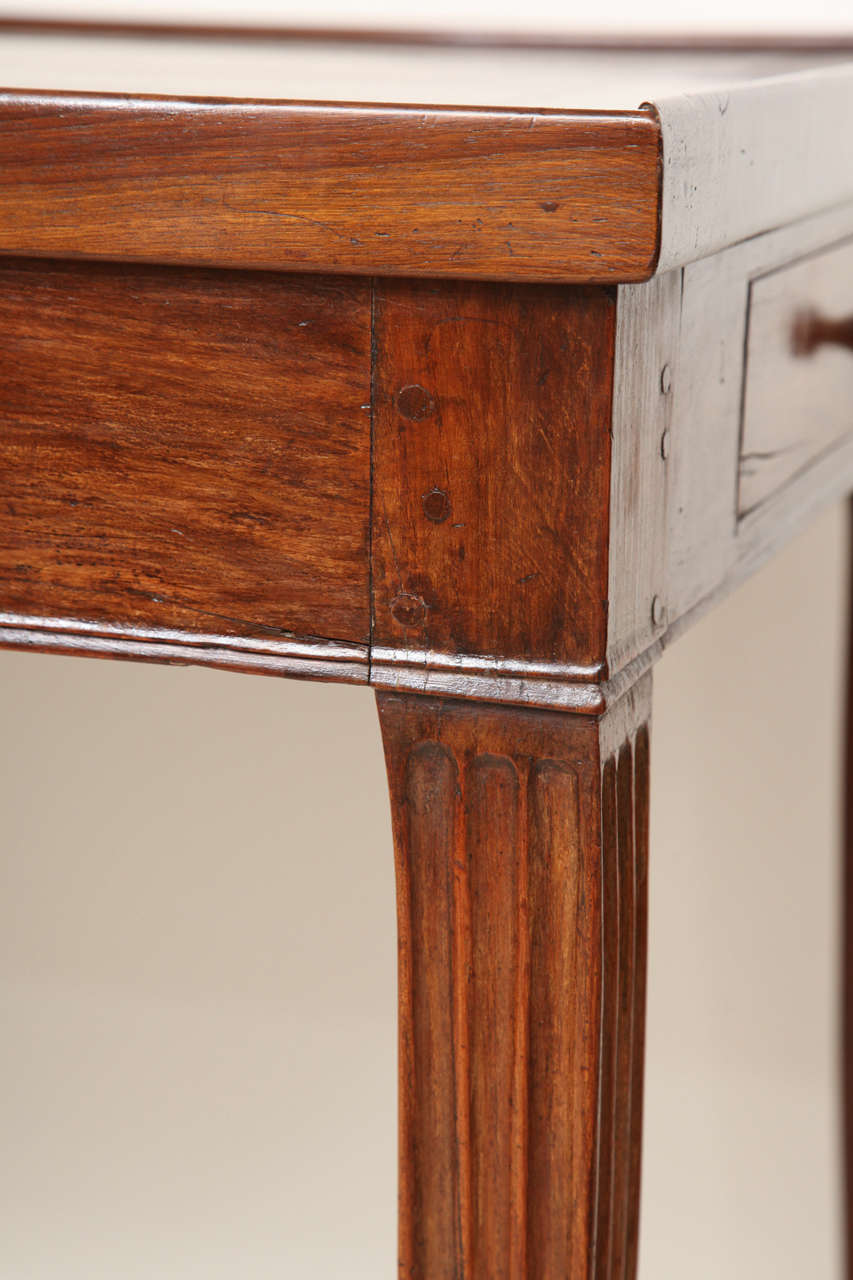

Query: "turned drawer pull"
<box><xmin>792</xmin><ymin>309</ymin><xmax>853</xmax><ymax>356</ymax></box>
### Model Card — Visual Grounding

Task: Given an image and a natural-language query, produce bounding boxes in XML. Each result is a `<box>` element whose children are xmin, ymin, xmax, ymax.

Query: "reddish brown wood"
<box><xmin>792</xmin><ymin>309</ymin><xmax>853</xmax><ymax>357</ymax></box>
<box><xmin>0</xmin><ymin>93</ymin><xmax>659</xmax><ymax>285</ymax></box>
<box><xmin>0</xmin><ymin>258</ymin><xmax>371</xmax><ymax>660</ymax></box>
<box><xmin>371</xmin><ymin>279</ymin><xmax>616</xmax><ymax>698</ymax></box>
<box><xmin>611</xmin><ymin>746</ymin><xmax>638</xmax><ymax>1276</ymax></box>
<box><xmin>596</xmin><ymin>754</ymin><xmax>621</xmax><ymax>1280</ymax></box>
<box><xmin>593</xmin><ymin>730</ymin><xmax>648</xmax><ymax>1280</ymax></box>
<box><xmin>0</xmin><ymin>23</ymin><xmax>852</xmax><ymax>1275</ymax></box>
<box><xmin>377</xmin><ymin>683</ymin><xmax>651</xmax><ymax>1278</ymax></box>
<box><xmin>626</xmin><ymin>724</ymin><xmax>650</xmax><ymax>1278</ymax></box>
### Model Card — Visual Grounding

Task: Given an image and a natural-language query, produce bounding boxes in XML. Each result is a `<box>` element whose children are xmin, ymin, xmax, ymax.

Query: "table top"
<box><xmin>0</xmin><ymin>20</ymin><xmax>851</xmax><ymax>284</ymax></box>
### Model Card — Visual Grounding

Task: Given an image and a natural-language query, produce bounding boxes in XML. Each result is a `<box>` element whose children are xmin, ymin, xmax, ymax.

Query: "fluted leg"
<box><xmin>377</xmin><ymin>682</ymin><xmax>651</xmax><ymax>1279</ymax></box>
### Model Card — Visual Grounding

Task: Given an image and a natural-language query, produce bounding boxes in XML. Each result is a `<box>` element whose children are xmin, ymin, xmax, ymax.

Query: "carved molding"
<box><xmin>378</xmin><ymin>690</ymin><xmax>650</xmax><ymax>1278</ymax></box>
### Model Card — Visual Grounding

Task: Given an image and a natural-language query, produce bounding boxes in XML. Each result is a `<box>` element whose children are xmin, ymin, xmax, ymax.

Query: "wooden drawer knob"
<box><xmin>792</xmin><ymin>309</ymin><xmax>853</xmax><ymax>356</ymax></box>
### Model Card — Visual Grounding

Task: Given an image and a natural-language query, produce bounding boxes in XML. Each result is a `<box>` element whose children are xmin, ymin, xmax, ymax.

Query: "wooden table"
<box><xmin>2</xmin><ymin>19</ymin><xmax>853</xmax><ymax>1277</ymax></box>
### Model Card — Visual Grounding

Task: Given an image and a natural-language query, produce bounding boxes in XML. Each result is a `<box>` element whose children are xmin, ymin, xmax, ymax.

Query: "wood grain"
<box><xmin>377</xmin><ymin>679</ymin><xmax>651</xmax><ymax>1278</ymax></box>
<box><xmin>0</xmin><ymin>258</ymin><xmax>371</xmax><ymax>658</ymax></box>
<box><xmin>371</xmin><ymin>278</ymin><xmax>616</xmax><ymax>695</ymax></box>
<box><xmin>4</xmin><ymin>176</ymin><xmax>853</xmax><ymax>716</ymax></box>
<box><xmin>8</xmin><ymin>209</ymin><xmax>853</xmax><ymax>708</ymax></box>
<box><xmin>0</xmin><ymin>92</ymin><xmax>659</xmax><ymax>285</ymax></box>
<box><xmin>0</xmin><ymin>25</ymin><xmax>849</xmax><ymax>288</ymax></box>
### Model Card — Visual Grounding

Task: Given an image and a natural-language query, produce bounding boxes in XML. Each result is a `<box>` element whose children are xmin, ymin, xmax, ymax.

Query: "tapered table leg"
<box><xmin>377</xmin><ymin>682</ymin><xmax>651</xmax><ymax>1279</ymax></box>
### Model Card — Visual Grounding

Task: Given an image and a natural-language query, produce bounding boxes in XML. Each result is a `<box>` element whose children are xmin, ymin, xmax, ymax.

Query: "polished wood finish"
<box><xmin>0</xmin><ymin>258</ymin><xmax>371</xmax><ymax>671</ymax></box>
<box><xmin>0</xmin><ymin>93</ymin><xmax>658</xmax><ymax>285</ymax></box>
<box><xmin>0</xmin><ymin>27</ymin><xmax>849</xmax><ymax>285</ymax></box>
<box><xmin>377</xmin><ymin>681</ymin><xmax>650</xmax><ymax>1279</ymax></box>
<box><xmin>5</xmin><ymin>207</ymin><xmax>853</xmax><ymax>701</ymax></box>
<box><xmin>371</xmin><ymin>280</ymin><xmax>615</xmax><ymax>691</ymax></box>
<box><xmin>2</xmin><ymin>20</ymin><xmax>853</xmax><ymax>1278</ymax></box>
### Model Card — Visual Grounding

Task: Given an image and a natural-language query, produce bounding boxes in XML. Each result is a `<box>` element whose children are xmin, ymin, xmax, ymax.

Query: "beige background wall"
<box><xmin>5</xmin><ymin>0</ymin><xmax>849</xmax><ymax>31</ymax></box>
<box><xmin>0</xmin><ymin>1</ymin><xmax>849</xmax><ymax>1275</ymax></box>
<box><xmin>0</xmin><ymin>505</ymin><xmax>846</xmax><ymax>1278</ymax></box>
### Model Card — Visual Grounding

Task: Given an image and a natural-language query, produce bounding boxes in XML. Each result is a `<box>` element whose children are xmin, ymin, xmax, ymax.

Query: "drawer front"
<box><xmin>739</xmin><ymin>238</ymin><xmax>853</xmax><ymax>517</ymax></box>
<box><xmin>0</xmin><ymin>260</ymin><xmax>371</xmax><ymax>655</ymax></box>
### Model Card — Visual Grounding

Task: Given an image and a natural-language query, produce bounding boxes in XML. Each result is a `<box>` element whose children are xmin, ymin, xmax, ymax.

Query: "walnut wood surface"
<box><xmin>4</xmin><ymin>224</ymin><xmax>853</xmax><ymax>709</ymax></box>
<box><xmin>0</xmin><ymin>22</ymin><xmax>847</xmax><ymax>283</ymax></box>
<box><xmin>371</xmin><ymin>279</ymin><xmax>615</xmax><ymax>691</ymax></box>
<box><xmin>1</xmin><ymin>24</ymin><xmax>851</xmax><ymax>1273</ymax></box>
<box><xmin>0</xmin><ymin>258</ymin><xmax>371</xmax><ymax>660</ymax></box>
<box><xmin>1</xmin><ymin>25</ymin><xmax>852</xmax><ymax>1273</ymax></box>
<box><xmin>0</xmin><ymin>93</ymin><xmax>659</xmax><ymax>285</ymax></box>
<box><xmin>377</xmin><ymin>681</ymin><xmax>651</xmax><ymax>1279</ymax></box>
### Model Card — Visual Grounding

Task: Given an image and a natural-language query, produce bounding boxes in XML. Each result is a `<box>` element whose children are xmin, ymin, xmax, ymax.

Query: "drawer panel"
<box><xmin>739</xmin><ymin>238</ymin><xmax>853</xmax><ymax>516</ymax></box>
<box><xmin>0</xmin><ymin>260</ymin><xmax>371</xmax><ymax>652</ymax></box>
